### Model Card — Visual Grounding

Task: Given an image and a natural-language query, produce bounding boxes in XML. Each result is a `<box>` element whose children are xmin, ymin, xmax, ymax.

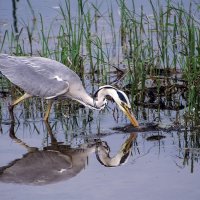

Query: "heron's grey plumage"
<box><xmin>0</xmin><ymin>54</ymin><xmax>81</xmax><ymax>98</ymax></box>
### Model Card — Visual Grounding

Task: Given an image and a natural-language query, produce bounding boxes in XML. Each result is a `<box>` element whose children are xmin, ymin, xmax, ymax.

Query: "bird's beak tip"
<box><xmin>130</xmin><ymin>116</ymin><xmax>139</xmax><ymax>127</ymax></box>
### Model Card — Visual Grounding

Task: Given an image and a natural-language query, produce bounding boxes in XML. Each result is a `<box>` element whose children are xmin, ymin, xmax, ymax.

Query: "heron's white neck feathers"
<box><xmin>94</xmin><ymin>85</ymin><xmax>125</xmax><ymax>109</ymax></box>
<box><xmin>96</xmin><ymin>146</ymin><xmax>130</xmax><ymax>167</ymax></box>
<box><xmin>96</xmin><ymin>87</ymin><xmax>118</xmax><ymax>107</ymax></box>
<box><xmin>70</xmin><ymin>85</ymin><xmax>124</xmax><ymax>110</ymax></box>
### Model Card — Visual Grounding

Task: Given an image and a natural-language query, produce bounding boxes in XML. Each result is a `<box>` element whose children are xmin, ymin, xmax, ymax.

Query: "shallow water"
<box><xmin>0</xmin><ymin>118</ymin><xmax>200</xmax><ymax>200</ymax></box>
<box><xmin>0</xmin><ymin>93</ymin><xmax>200</xmax><ymax>200</ymax></box>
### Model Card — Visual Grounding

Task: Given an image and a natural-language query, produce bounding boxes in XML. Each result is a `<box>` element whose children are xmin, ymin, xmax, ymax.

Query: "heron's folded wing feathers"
<box><xmin>0</xmin><ymin>55</ymin><xmax>73</xmax><ymax>98</ymax></box>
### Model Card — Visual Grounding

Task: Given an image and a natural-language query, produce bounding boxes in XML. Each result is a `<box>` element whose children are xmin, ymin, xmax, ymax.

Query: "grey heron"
<box><xmin>0</xmin><ymin>54</ymin><xmax>139</xmax><ymax>127</ymax></box>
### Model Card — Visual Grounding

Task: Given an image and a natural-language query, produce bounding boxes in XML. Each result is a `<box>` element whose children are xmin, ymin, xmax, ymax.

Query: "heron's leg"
<box><xmin>44</xmin><ymin>121</ymin><xmax>58</xmax><ymax>145</ymax></box>
<box><xmin>9</xmin><ymin>93</ymin><xmax>32</xmax><ymax>121</ymax></box>
<box><xmin>44</xmin><ymin>100</ymin><xmax>53</xmax><ymax>121</ymax></box>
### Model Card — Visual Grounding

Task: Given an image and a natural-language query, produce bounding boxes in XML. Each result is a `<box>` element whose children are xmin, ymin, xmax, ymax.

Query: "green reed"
<box><xmin>39</xmin><ymin>14</ymin><xmax>52</xmax><ymax>58</ymax></box>
<box><xmin>116</xmin><ymin>0</ymin><xmax>200</xmax><ymax>121</ymax></box>
<box><xmin>58</xmin><ymin>0</ymin><xmax>84</xmax><ymax>72</ymax></box>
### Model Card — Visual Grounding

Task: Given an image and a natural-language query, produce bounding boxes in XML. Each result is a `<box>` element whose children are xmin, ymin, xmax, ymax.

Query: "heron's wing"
<box><xmin>0</xmin><ymin>54</ymin><xmax>80</xmax><ymax>98</ymax></box>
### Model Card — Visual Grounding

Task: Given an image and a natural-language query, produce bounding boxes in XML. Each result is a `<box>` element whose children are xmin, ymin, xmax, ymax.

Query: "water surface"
<box><xmin>0</xmin><ymin>119</ymin><xmax>199</xmax><ymax>200</ymax></box>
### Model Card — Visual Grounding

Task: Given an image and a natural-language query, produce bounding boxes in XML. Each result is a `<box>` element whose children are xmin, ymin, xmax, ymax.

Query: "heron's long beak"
<box><xmin>121</xmin><ymin>104</ymin><xmax>139</xmax><ymax>127</ymax></box>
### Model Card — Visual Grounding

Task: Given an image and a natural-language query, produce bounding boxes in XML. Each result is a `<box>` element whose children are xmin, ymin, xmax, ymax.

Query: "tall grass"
<box><xmin>116</xmin><ymin>0</ymin><xmax>200</xmax><ymax>122</ymax></box>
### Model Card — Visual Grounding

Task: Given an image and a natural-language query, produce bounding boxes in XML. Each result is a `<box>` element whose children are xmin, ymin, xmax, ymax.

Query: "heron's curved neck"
<box><xmin>70</xmin><ymin>86</ymin><xmax>116</xmax><ymax>110</ymax></box>
<box><xmin>72</xmin><ymin>88</ymin><xmax>110</xmax><ymax>110</ymax></box>
<box><xmin>94</xmin><ymin>86</ymin><xmax>119</xmax><ymax>109</ymax></box>
<box><xmin>96</xmin><ymin>148</ymin><xmax>130</xmax><ymax>167</ymax></box>
<box><xmin>70</xmin><ymin>91</ymin><xmax>104</xmax><ymax>110</ymax></box>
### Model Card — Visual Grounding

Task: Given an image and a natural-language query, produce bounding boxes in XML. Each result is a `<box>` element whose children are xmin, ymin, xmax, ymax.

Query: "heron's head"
<box><xmin>95</xmin><ymin>137</ymin><xmax>134</xmax><ymax>167</ymax></box>
<box><xmin>94</xmin><ymin>85</ymin><xmax>139</xmax><ymax>127</ymax></box>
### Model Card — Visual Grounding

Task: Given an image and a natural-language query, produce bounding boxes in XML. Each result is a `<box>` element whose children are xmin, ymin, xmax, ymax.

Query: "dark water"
<box><xmin>0</xmin><ymin>0</ymin><xmax>200</xmax><ymax>200</ymax></box>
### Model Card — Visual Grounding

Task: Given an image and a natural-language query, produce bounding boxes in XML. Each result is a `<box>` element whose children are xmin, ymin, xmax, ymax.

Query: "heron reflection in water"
<box><xmin>0</xmin><ymin>54</ymin><xmax>139</xmax><ymax>127</ymax></box>
<box><xmin>0</xmin><ymin>123</ymin><xmax>137</xmax><ymax>185</ymax></box>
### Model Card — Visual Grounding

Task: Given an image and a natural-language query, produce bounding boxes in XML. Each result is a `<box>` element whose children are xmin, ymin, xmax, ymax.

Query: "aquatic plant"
<box><xmin>0</xmin><ymin>0</ymin><xmax>199</xmax><ymax>124</ymax></box>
